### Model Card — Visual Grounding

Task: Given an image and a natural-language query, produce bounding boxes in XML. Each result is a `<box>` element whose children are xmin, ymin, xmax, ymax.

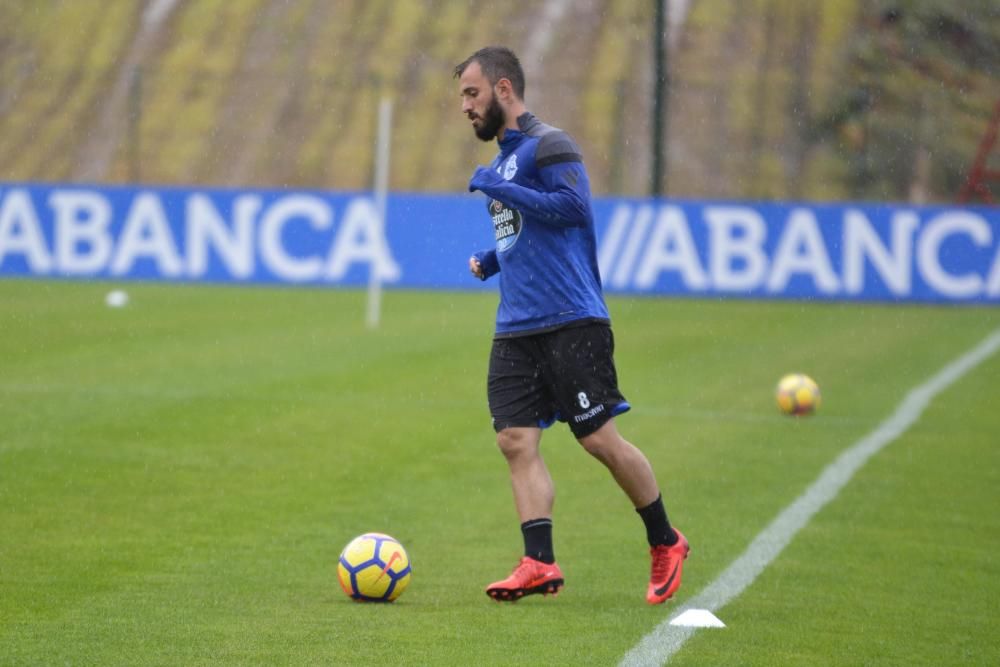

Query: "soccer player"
<box><xmin>455</xmin><ymin>46</ymin><xmax>689</xmax><ymax>605</ymax></box>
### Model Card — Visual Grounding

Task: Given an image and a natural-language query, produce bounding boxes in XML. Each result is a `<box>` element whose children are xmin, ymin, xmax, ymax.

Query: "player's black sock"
<box><xmin>521</xmin><ymin>518</ymin><xmax>555</xmax><ymax>564</ymax></box>
<box><xmin>637</xmin><ymin>493</ymin><xmax>678</xmax><ymax>547</ymax></box>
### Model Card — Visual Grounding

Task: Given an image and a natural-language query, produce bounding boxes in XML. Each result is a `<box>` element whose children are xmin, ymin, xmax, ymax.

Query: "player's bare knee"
<box><xmin>496</xmin><ymin>428</ymin><xmax>535</xmax><ymax>461</ymax></box>
<box><xmin>577</xmin><ymin>431</ymin><xmax>616</xmax><ymax>464</ymax></box>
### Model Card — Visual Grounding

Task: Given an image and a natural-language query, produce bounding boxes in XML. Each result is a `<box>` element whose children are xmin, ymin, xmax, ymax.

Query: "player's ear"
<box><xmin>495</xmin><ymin>77</ymin><xmax>513</xmax><ymax>102</ymax></box>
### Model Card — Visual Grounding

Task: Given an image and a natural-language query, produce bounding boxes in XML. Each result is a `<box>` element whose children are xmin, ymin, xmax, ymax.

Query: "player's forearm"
<box><xmin>477</xmin><ymin>180</ymin><xmax>587</xmax><ymax>227</ymax></box>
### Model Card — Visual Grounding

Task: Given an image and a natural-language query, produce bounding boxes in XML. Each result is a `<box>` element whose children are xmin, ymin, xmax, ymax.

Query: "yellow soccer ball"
<box><xmin>337</xmin><ymin>533</ymin><xmax>412</xmax><ymax>602</ymax></box>
<box><xmin>775</xmin><ymin>373</ymin><xmax>821</xmax><ymax>416</ymax></box>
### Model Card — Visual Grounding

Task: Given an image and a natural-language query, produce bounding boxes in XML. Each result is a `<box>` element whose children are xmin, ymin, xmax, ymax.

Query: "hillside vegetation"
<box><xmin>0</xmin><ymin>0</ymin><xmax>997</xmax><ymax>202</ymax></box>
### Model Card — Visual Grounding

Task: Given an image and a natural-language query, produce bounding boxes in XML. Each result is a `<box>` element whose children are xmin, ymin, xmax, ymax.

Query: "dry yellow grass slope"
<box><xmin>0</xmin><ymin>0</ymin><xmax>996</xmax><ymax>201</ymax></box>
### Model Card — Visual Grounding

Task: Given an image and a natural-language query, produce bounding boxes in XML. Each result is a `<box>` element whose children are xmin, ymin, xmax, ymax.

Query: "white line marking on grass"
<box><xmin>621</xmin><ymin>327</ymin><xmax>1000</xmax><ymax>667</ymax></box>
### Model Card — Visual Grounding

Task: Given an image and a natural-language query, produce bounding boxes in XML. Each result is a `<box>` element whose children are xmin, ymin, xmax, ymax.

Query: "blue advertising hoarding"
<box><xmin>0</xmin><ymin>182</ymin><xmax>998</xmax><ymax>303</ymax></box>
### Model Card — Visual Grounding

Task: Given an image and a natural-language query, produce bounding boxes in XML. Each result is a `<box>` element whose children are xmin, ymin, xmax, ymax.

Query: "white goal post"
<box><xmin>366</xmin><ymin>97</ymin><xmax>393</xmax><ymax>329</ymax></box>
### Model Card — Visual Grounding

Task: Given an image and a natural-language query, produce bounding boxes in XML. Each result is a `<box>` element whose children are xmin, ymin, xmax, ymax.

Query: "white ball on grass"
<box><xmin>105</xmin><ymin>289</ymin><xmax>129</xmax><ymax>308</ymax></box>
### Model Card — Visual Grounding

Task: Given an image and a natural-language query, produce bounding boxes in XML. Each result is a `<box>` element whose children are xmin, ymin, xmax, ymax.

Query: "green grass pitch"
<box><xmin>2</xmin><ymin>280</ymin><xmax>998</xmax><ymax>665</ymax></box>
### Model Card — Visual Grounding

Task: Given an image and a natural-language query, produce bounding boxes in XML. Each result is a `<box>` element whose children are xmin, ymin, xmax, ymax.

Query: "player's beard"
<box><xmin>473</xmin><ymin>95</ymin><xmax>505</xmax><ymax>142</ymax></box>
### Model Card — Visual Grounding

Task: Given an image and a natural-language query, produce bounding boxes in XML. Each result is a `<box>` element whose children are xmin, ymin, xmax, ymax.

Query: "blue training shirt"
<box><xmin>470</xmin><ymin>112</ymin><xmax>610</xmax><ymax>337</ymax></box>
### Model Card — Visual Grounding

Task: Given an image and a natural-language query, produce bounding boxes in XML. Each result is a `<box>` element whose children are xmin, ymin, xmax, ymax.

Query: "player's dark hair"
<box><xmin>454</xmin><ymin>46</ymin><xmax>525</xmax><ymax>100</ymax></box>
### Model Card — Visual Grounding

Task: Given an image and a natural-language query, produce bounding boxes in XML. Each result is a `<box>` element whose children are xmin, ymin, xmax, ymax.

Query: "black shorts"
<box><xmin>487</xmin><ymin>322</ymin><xmax>630</xmax><ymax>439</ymax></box>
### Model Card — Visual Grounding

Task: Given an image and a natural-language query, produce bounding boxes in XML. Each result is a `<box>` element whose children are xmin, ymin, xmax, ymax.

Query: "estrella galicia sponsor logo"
<box><xmin>503</xmin><ymin>154</ymin><xmax>518</xmax><ymax>180</ymax></box>
<box><xmin>491</xmin><ymin>199</ymin><xmax>522</xmax><ymax>252</ymax></box>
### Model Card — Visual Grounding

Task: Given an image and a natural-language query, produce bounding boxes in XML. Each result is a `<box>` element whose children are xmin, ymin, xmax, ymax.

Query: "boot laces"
<box><xmin>650</xmin><ymin>545</ymin><xmax>674</xmax><ymax>579</ymax></box>
<box><xmin>512</xmin><ymin>557</ymin><xmax>542</xmax><ymax>580</ymax></box>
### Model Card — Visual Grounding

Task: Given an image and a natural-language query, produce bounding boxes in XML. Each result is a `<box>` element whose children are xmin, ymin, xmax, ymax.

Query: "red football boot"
<box><xmin>486</xmin><ymin>557</ymin><xmax>564</xmax><ymax>601</ymax></box>
<box><xmin>646</xmin><ymin>529</ymin><xmax>690</xmax><ymax>604</ymax></box>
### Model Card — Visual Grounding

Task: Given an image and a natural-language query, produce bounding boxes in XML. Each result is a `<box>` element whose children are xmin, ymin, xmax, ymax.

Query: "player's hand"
<box><xmin>469</xmin><ymin>256</ymin><xmax>484</xmax><ymax>280</ymax></box>
<box><xmin>469</xmin><ymin>166</ymin><xmax>504</xmax><ymax>192</ymax></box>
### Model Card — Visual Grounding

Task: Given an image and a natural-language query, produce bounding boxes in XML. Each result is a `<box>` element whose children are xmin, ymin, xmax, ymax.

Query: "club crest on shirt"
<box><xmin>490</xmin><ymin>198</ymin><xmax>522</xmax><ymax>252</ymax></box>
<box><xmin>503</xmin><ymin>155</ymin><xmax>518</xmax><ymax>180</ymax></box>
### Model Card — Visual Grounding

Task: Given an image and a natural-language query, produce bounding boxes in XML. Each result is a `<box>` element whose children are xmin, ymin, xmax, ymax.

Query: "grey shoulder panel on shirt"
<box><xmin>532</xmin><ymin>125</ymin><xmax>583</xmax><ymax>168</ymax></box>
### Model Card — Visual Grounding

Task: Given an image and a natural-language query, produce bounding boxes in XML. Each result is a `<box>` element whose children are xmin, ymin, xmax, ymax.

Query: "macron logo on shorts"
<box><xmin>572</xmin><ymin>403</ymin><xmax>605</xmax><ymax>423</ymax></box>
